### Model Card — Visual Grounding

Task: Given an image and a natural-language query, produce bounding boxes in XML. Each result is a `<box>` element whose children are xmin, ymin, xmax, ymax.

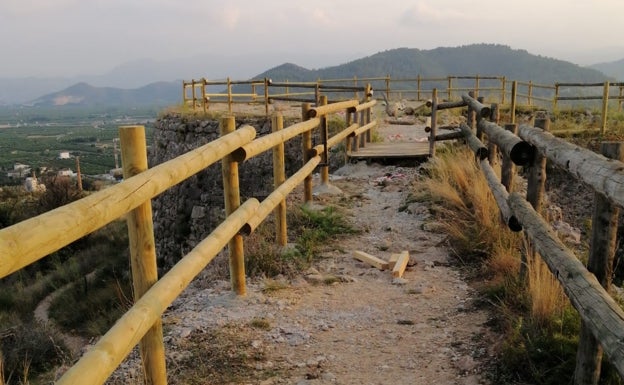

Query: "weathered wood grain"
<box><xmin>508</xmin><ymin>192</ymin><xmax>624</xmax><ymax>379</ymax></box>
<box><xmin>518</xmin><ymin>124</ymin><xmax>624</xmax><ymax>209</ymax></box>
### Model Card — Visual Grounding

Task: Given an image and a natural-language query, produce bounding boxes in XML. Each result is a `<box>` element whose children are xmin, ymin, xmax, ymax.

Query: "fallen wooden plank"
<box><xmin>388</xmin><ymin>253</ymin><xmax>401</xmax><ymax>269</ymax></box>
<box><xmin>353</xmin><ymin>250</ymin><xmax>389</xmax><ymax>270</ymax></box>
<box><xmin>392</xmin><ymin>251</ymin><xmax>410</xmax><ymax>278</ymax></box>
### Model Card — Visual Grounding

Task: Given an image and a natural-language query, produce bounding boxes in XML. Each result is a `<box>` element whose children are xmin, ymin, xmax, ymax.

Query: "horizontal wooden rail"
<box><xmin>269</xmin><ymin>96</ymin><xmax>316</xmax><ymax>103</ymax></box>
<box><xmin>508</xmin><ymin>193</ymin><xmax>624</xmax><ymax>378</ymax></box>
<box><xmin>242</xmin><ymin>156</ymin><xmax>321</xmax><ymax>234</ymax></box>
<box><xmin>478</xmin><ymin>120</ymin><xmax>534</xmax><ymax>166</ymax></box>
<box><xmin>461</xmin><ymin>94</ymin><xmax>491</xmax><ymax>118</ymax></box>
<box><xmin>518</xmin><ymin>124</ymin><xmax>624</xmax><ymax>209</ymax></box>
<box><xmin>308</xmin><ymin>100</ymin><xmax>359</xmax><ymax>118</ymax></box>
<box><xmin>0</xmin><ymin>126</ymin><xmax>256</xmax><ymax>279</ymax></box>
<box><xmin>350</xmin><ymin>119</ymin><xmax>378</xmax><ymax>138</ymax></box>
<box><xmin>350</xmin><ymin>99</ymin><xmax>376</xmax><ymax>112</ymax></box>
<box><xmin>556</xmin><ymin>82</ymin><xmax>606</xmax><ymax>87</ymax></box>
<box><xmin>57</xmin><ymin>198</ymin><xmax>260</xmax><ymax>385</ymax></box>
<box><xmin>479</xmin><ymin>159</ymin><xmax>522</xmax><ymax>231</ymax></box>
<box><xmin>459</xmin><ymin>123</ymin><xmax>488</xmax><ymax>160</ymax></box>
<box><xmin>233</xmin><ymin>118</ymin><xmax>320</xmax><ymax>162</ymax></box>
<box><xmin>311</xmin><ymin>123</ymin><xmax>360</xmax><ymax>156</ymax></box>
<box><xmin>437</xmin><ymin>100</ymin><xmax>467</xmax><ymax>110</ymax></box>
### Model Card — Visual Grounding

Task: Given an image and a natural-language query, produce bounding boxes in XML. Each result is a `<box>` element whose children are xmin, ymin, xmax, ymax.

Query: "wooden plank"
<box><xmin>388</xmin><ymin>252</ymin><xmax>401</xmax><ymax>269</ymax></box>
<box><xmin>392</xmin><ymin>251</ymin><xmax>410</xmax><ymax>278</ymax></box>
<box><xmin>348</xmin><ymin>142</ymin><xmax>430</xmax><ymax>159</ymax></box>
<box><xmin>353</xmin><ymin>250</ymin><xmax>389</xmax><ymax>270</ymax></box>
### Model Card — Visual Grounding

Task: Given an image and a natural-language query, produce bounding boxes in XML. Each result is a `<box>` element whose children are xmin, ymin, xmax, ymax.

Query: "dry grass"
<box><xmin>415</xmin><ymin>145</ymin><xmax>582</xmax><ymax>384</ymax></box>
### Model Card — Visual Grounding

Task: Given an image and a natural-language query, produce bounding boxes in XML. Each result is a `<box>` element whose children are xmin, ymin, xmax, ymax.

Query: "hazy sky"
<box><xmin>1</xmin><ymin>0</ymin><xmax>622</xmax><ymax>78</ymax></box>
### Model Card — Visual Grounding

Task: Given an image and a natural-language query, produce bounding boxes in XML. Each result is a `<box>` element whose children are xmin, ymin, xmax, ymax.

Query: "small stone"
<box><xmin>305</xmin><ymin>274</ymin><xmax>324</xmax><ymax>284</ymax></box>
<box><xmin>392</xmin><ymin>277</ymin><xmax>409</xmax><ymax>285</ymax></box>
<box><xmin>321</xmin><ymin>372</ymin><xmax>337</xmax><ymax>381</ymax></box>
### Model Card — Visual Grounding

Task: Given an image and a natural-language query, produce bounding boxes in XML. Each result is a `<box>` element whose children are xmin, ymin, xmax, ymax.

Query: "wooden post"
<box><xmin>528</xmin><ymin>80</ymin><xmax>533</xmax><ymax>106</ymax></box>
<box><xmin>476</xmin><ymin>96</ymin><xmax>485</xmax><ymax>141</ymax></box>
<box><xmin>417</xmin><ymin>74</ymin><xmax>422</xmax><ymax>101</ymax></box>
<box><xmin>191</xmin><ymin>79</ymin><xmax>196</xmax><ymax>109</ymax></box>
<box><xmin>501</xmin><ymin>124</ymin><xmax>518</xmax><ymax>193</ymax></box>
<box><xmin>119</xmin><ymin>125</ymin><xmax>167</xmax><ymax>385</ymax></box>
<box><xmin>264</xmin><ymin>78</ymin><xmax>270</xmax><ymax>117</ymax></box>
<box><xmin>353</xmin><ymin>108</ymin><xmax>360</xmax><ymax>152</ymax></box>
<box><xmin>474</xmin><ymin>74</ymin><xmax>480</xmax><ymax>98</ymax></box>
<box><xmin>220</xmin><ymin>116</ymin><xmax>246</xmax><ymax>295</ymax></box>
<box><xmin>468</xmin><ymin>91</ymin><xmax>477</xmax><ymax>132</ymax></box>
<box><xmin>359</xmin><ymin>110</ymin><xmax>366</xmax><ymax>148</ymax></box>
<box><xmin>353</xmin><ymin>76</ymin><xmax>358</xmax><ymax>99</ymax></box>
<box><xmin>319</xmin><ymin>95</ymin><xmax>330</xmax><ymax>185</ymax></box>
<box><xmin>201</xmin><ymin>78</ymin><xmax>207</xmax><ymax>113</ymax></box>
<box><xmin>429</xmin><ymin>88</ymin><xmax>438</xmax><ymax>157</ymax></box>
<box><xmin>75</xmin><ymin>156</ymin><xmax>83</xmax><ymax>193</ymax></box>
<box><xmin>574</xmin><ymin>142</ymin><xmax>624</xmax><ymax>385</ymax></box>
<box><xmin>365</xmin><ymin>83</ymin><xmax>372</xmax><ymax>143</ymax></box>
<box><xmin>272</xmin><ymin>113</ymin><xmax>287</xmax><ymax>246</ymax></box>
<box><xmin>526</xmin><ymin>118</ymin><xmax>549</xmax><ymax>214</ymax></box>
<box><xmin>488</xmin><ymin>104</ymin><xmax>500</xmax><ymax>166</ymax></box>
<box><xmin>501</xmin><ymin>77</ymin><xmax>506</xmax><ymax>105</ymax></box>
<box><xmin>448</xmin><ymin>76</ymin><xmax>452</xmax><ymax>101</ymax></box>
<box><xmin>385</xmin><ymin>75</ymin><xmax>390</xmax><ymax>100</ymax></box>
<box><xmin>345</xmin><ymin>109</ymin><xmax>353</xmax><ymax>159</ymax></box>
<box><xmin>510</xmin><ymin>81</ymin><xmax>517</xmax><ymax>124</ymax></box>
<box><xmin>554</xmin><ymin>83</ymin><xmax>560</xmax><ymax>111</ymax></box>
<box><xmin>301</xmin><ymin>103</ymin><xmax>313</xmax><ymax>203</ymax></box>
<box><xmin>227</xmin><ymin>77</ymin><xmax>233</xmax><ymax>114</ymax></box>
<box><xmin>601</xmin><ymin>81</ymin><xmax>609</xmax><ymax>134</ymax></box>
<box><xmin>619</xmin><ymin>85</ymin><xmax>623</xmax><ymax>112</ymax></box>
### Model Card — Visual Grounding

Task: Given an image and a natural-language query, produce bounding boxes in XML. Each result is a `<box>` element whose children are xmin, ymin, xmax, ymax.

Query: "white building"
<box><xmin>7</xmin><ymin>163</ymin><xmax>31</xmax><ymax>178</ymax></box>
<box><xmin>59</xmin><ymin>151</ymin><xmax>71</xmax><ymax>159</ymax></box>
<box><xmin>24</xmin><ymin>177</ymin><xmax>46</xmax><ymax>193</ymax></box>
<box><xmin>57</xmin><ymin>168</ymin><xmax>75</xmax><ymax>177</ymax></box>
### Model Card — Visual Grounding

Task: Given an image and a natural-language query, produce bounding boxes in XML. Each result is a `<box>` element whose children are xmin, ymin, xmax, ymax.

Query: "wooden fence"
<box><xmin>0</xmin><ymin>97</ymin><xmax>376</xmax><ymax>384</ymax></box>
<box><xmin>431</xmin><ymin>90</ymin><xmax>624</xmax><ymax>385</ymax></box>
<box><xmin>183</xmin><ymin>75</ymin><xmax>624</xmax><ymax>126</ymax></box>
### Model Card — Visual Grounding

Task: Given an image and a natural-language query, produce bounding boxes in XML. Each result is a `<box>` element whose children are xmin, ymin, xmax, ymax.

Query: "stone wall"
<box><xmin>149</xmin><ymin>113</ymin><xmax>312</xmax><ymax>267</ymax></box>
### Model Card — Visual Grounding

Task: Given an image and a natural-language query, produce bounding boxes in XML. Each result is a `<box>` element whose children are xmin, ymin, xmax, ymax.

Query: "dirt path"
<box><xmin>105</xmin><ymin>114</ymin><xmax>495</xmax><ymax>384</ymax></box>
<box><xmin>34</xmin><ymin>281</ymin><xmax>89</xmax><ymax>358</ymax></box>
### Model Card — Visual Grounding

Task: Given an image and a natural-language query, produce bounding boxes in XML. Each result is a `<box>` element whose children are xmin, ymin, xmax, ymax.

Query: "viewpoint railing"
<box><xmin>184</xmin><ymin>75</ymin><xmax>624</xmax><ymax>133</ymax></box>
<box><xmin>0</xmin><ymin>97</ymin><xmax>376</xmax><ymax>385</ymax></box>
<box><xmin>430</xmin><ymin>90</ymin><xmax>624</xmax><ymax>385</ymax></box>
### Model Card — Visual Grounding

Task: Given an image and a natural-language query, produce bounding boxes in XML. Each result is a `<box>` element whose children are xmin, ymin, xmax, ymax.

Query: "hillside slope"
<box><xmin>254</xmin><ymin>44</ymin><xmax>608</xmax><ymax>84</ymax></box>
<box><xmin>29</xmin><ymin>81</ymin><xmax>181</xmax><ymax>107</ymax></box>
<box><xmin>590</xmin><ymin>58</ymin><xmax>624</xmax><ymax>81</ymax></box>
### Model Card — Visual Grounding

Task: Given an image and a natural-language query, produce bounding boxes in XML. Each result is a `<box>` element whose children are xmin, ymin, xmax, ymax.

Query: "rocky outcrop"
<box><xmin>149</xmin><ymin>113</ymin><xmax>342</xmax><ymax>268</ymax></box>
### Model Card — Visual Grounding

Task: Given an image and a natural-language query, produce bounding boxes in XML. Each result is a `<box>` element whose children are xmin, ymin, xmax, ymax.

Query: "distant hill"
<box><xmin>29</xmin><ymin>81</ymin><xmax>181</xmax><ymax>107</ymax></box>
<box><xmin>253</xmin><ymin>44</ymin><xmax>609</xmax><ymax>85</ymax></box>
<box><xmin>589</xmin><ymin>58</ymin><xmax>624</xmax><ymax>81</ymax></box>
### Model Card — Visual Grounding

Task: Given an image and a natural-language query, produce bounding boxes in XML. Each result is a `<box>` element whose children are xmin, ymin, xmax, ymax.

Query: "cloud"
<box><xmin>220</xmin><ymin>6</ymin><xmax>241</xmax><ymax>30</ymax></box>
<box><xmin>310</xmin><ymin>8</ymin><xmax>333</xmax><ymax>25</ymax></box>
<box><xmin>399</xmin><ymin>1</ymin><xmax>473</xmax><ymax>26</ymax></box>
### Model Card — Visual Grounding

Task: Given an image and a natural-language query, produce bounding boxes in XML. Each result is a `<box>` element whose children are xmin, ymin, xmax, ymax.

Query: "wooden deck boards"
<box><xmin>348</xmin><ymin>141</ymin><xmax>430</xmax><ymax>159</ymax></box>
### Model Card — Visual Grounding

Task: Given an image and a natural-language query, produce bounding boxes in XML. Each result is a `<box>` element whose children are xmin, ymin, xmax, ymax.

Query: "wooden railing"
<box><xmin>430</xmin><ymin>90</ymin><xmax>624</xmax><ymax>385</ymax></box>
<box><xmin>0</xmin><ymin>97</ymin><xmax>376</xmax><ymax>385</ymax></box>
<box><xmin>184</xmin><ymin>75</ymin><xmax>624</xmax><ymax>133</ymax></box>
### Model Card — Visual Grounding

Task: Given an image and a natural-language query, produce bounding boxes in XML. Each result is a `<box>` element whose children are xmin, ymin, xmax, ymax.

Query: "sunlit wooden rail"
<box><xmin>0</xmin><ymin>96</ymin><xmax>377</xmax><ymax>384</ymax></box>
<box><xmin>430</xmin><ymin>90</ymin><xmax>624</xmax><ymax>385</ymax></box>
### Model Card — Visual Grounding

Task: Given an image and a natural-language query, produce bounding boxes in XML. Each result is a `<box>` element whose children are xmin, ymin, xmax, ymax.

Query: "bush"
<box><xmin>0</xmin><ymin>317</ymin><xmax>68</xmax><ymax>382</ymax></box>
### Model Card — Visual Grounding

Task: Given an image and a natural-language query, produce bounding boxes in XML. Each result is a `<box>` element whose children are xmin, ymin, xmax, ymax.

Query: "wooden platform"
<box><xmin>347</xmin><ymin>142</ymin><xmax>430</xmax><ymax>159</ymax></box>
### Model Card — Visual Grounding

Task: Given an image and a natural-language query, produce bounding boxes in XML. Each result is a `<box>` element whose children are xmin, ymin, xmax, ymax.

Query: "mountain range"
<box><xmin>3</xmin><ymin>44</ymin><xmax>622</xmax><ymax>108</ymax></box>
